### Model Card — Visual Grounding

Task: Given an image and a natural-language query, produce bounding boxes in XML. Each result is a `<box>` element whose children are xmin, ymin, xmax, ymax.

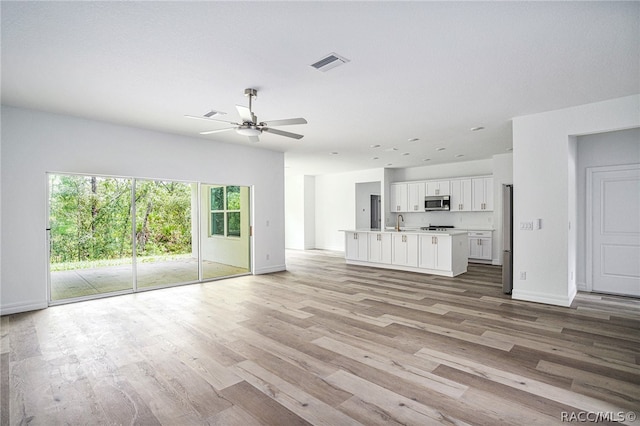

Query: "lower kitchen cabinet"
<box><xmin>368</xmin><ymin>232</ymin><xmax>392</xmax><ymax>264</ymax></box>
<box><xmin>345</xmin><ymin>231</ymin><xmax>368</xmax><ymax>261</ymax></box>
<box><xmin>468</xmin><ymin>231</ymin><xmax>492</xmax><ymax>262</ymax></box>
<box><xmin>419</xmin><ymin>234</ymin><xmax>452</xmax><ymax>271</ymax></box>
<box><xmin>392</xmin><ymin>233</ymin><xmax>418</xmax><ymax>267</ymax></box>
<box><xmin>342</xmin><ymin>230</ymin><xmax>467</xmax><ymax>277</ymax></box>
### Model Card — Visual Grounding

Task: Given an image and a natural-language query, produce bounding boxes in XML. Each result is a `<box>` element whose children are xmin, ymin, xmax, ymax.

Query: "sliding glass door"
<box><xmin>134</xmin><ymin>180</ymin><xmax>198</xmax><ymax>288</ymax></box>
<box><xmin>48</xmin><ymin>173</ymin><xmax>251</xmax><ymax>304</ymax></box>
<box><xmin>201</xmin><ymin>184</ymin><xmax>251</xmax><ymax>280</ymax></box>
<box><xmin>48</xmin><ymin>175</ymin><xmax>134</xmax><ymax>301</ymax></box>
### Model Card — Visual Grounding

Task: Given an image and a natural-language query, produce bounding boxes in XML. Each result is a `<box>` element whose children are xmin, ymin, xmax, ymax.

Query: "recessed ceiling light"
<box><xmin>436</xmin><ymin>147</ymin><xmax>446</xmax><ymax>152</ymax></box>
<box><xmin>385</xmin><ymin>147</ymin><xmax>398</xmax><ymax>152</ymax></box>
<box><xmin>402</xmin><ymin>152</ymin><xmax>410</xmax><ymax>156</ymax></box>
<box><xmin>423</xmin><ymin>158</ymin><xmax>431</xmax><ymax>162</ymax></box>
<box><xmin>386</xmin><ymin>163</ymin><xmax>393</xmax><ymax>166</ymax></box>
<box><xmin>330</xmin><ymin>151</ymin><xmax>339</xmax><ymax>155</ymax></box>
<box><xmin>506</xmin><ymin>147</ymin><xmax>513</xmax><ymax>152</ymax></box>
<box><xmin>455</xmin><ymin>154</ymin><xmax>465</xmax><ymax>158</ymax></box>
<box><xmin>408</xmin><ymin>138</ymin><xmax>420</xmax><ymax>142</ymax></box>
<box><xmin>372</xmin><ymin>156</ymin><xmax>379</xmax><ymax>160</ymax></box>
<box><xmin>370</xmin><ymin>144</ymin><xmax>381</xmax><ymax>148</ymax></box>
<box><xmin>470</xmin><ymin>126</ymin><xmax>485</xmax><ymax>131</ymax></box>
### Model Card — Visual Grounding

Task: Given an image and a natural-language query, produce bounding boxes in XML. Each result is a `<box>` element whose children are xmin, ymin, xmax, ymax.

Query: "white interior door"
<box><xmin>589</xmin><ymin>164</ymin><xmax>640</xmax><ymax>296</ymax></box>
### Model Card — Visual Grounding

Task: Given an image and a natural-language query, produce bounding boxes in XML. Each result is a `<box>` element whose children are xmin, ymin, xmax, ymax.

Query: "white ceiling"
<box><xmin>2</xmin><ymin>1</ymin><xmax>638</xmax><ymax>176</ymax></box>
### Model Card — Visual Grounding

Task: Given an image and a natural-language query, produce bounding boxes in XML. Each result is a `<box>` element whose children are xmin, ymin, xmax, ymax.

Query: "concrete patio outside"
<box><xmin>50</xmin><ymin>257</ymin><xmax>249</xmax><ymax>301</ymax></box>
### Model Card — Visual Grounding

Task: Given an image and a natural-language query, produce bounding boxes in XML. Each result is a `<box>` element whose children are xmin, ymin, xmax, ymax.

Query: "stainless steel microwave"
<box><xmin>425</xmin><ymin>195</ymin><xmax>450</xmax><ymax>211</ymax></box>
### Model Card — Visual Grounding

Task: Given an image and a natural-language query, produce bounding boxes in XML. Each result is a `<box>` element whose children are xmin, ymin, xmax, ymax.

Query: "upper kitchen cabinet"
<box><xmin>472</xmin><ymin>177</ymin><xmax>494</xmax><ymax>211</ymax></box>
<box><xmin>450</xmin><ymin>179</ymin><xmax>472</xmax><ymax>212</ymax></box>
<box><xmin>390</xmin><ymin>183</ymin><xmax>408</xmax><ymax>212</ymax></box>
<box><xmin>425</xmin><ymin>180</ymin><xmax>450</xmax><ymax>196</ymax></box>
<box><xmin>407</xmin><ymin>182</ymin><xmax>426</xmax><ymax>212</ymax></box>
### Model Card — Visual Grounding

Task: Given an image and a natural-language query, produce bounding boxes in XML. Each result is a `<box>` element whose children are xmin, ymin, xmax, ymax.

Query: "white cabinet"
<box><xmin>468</xmin><ymin>231</ymin><xmax>492</xmax><ymax>261</ymax></box>
<box><xmin>407</xmin><ymin>182</ymin><xmax>426</xmax><ymax>212</ymax></box>
<box><xmin>425</xmin><ymin>180</ymin><xmax>450</xmax><ymax>196</ymax></box>
<box><xmin>450</xmin><ymin>179</ymin><xmax>472</xmax><ymax>212</ymax></box>
<box><xmin>392</xmin><ymin>233</ymin><xmax>418</xmax><ymax>267</ymax></box>
<box><xmin>368</xmin><ymin>232</ymin><xmax>392</xmax><ymax>264</ymax></box>
<box><xmin>345</xmin><ymin>231</ymin><xmax>368</xmax><ymax>261</ymax></box>
<box><xmin>390</xmin><ymin>183</ymin><xmax>408</xmax><ymax>212</ymax></box>
<box><xmin>472</xmin><ymin>177</ymin><xmax>493</xmax><ymax>211</ymax></box>
<box><xmin>419</xmin><ymin>234</ymin><xmax>452</xmax><ymax>271</ymax></box>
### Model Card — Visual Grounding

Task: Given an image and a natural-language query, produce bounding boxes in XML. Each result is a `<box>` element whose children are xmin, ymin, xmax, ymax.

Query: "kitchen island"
<box><xmin>341</xmin><ymin>229</ymin><xmax>468</xmax><ymax>277</ymax></box>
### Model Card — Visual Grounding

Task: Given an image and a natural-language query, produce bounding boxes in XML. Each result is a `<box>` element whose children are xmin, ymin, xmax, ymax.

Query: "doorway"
<box><xmin>48</xmin><ymin>173</ymin><xmax>252</xmax><ymax>304</ymax></box>
<box><xmin>370</xmin><ymin>194</ymin><xmax>381</xmax><ymax>230</ymax></box>
<box><xmin>587</xmin><ymin>164</ymin><xmax>640</xmax><ymax>297</ymax></box>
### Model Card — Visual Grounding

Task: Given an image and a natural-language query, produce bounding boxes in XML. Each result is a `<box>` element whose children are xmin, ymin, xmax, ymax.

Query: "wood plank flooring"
<box><xmin>2</xmin><ymin>249</ymin><xmax>639</xmax><ymax>425</ymax></box>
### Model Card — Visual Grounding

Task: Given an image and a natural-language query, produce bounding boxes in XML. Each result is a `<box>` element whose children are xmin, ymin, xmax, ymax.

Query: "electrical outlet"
<box><xmin>520</xmin><ymin>272</ymin><xmax>526</xmax><ymax>280</ymax></box>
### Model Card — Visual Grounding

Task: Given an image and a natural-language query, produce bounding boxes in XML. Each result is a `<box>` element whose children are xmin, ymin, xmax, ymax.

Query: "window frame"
<box><xmin>209</xmin><ymin>185</ymin><xmax>241</xmax><ymax>238</ymax></box>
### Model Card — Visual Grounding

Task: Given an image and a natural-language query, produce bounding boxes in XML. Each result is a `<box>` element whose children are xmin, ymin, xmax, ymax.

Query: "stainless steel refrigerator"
<box><xmin>502</xmin><ymin>184</ymin><xmax>513</xmax><ymax>294</ymax></box>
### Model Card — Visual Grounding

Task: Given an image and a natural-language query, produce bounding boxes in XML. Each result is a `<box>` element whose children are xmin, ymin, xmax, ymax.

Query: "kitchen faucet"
<box><xmin>396</xmin><ymin>214</ymin><xmax>404</xmax><ymax>232</ymax></box>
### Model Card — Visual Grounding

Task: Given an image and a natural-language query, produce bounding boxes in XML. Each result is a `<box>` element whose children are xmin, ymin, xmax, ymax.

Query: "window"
<box><xmin>210</xmin><ymin>185</ymin><xmax>241</xmax><ymax>237</ymax></box>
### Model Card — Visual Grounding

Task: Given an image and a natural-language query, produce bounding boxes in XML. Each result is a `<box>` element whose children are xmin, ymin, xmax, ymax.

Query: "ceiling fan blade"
<box><xmin>236</xmin><ymin>105</ymin><xmax>256</xmax><ymax>123</ymax></box>
<box><xmin>262</xmin><ymin>118</ymin><xmax>307</xmax><ymax>127</ymax></box>
<box><xmin>185</xmin><ymin>115</ymin><xmax>239</xmax><ymax>125</ymax></box>
<box><xmin>200</xmin><ymin>127</ymin><xmax>235</xmax><ymax>135</ymax></box>
<box><xmin>247</xmin><ymin>135</ymin><xmax>260</xmax><ymax>143</ymax></box>
<box><xmin>262</xmin><ymin>127</ymin><xmax>304</xmax><ymax>140</ymax></box>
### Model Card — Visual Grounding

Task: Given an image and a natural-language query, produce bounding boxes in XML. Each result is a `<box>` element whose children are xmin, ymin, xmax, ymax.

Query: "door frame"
<box><xmin>585</xmin><ymin>163</ymin><xmax>640</xmax><ymax>293</ymax></box>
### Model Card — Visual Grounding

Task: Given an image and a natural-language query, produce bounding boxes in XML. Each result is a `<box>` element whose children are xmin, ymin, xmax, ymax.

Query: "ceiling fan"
<box><xmin>185</xmin><ymin>88</ymin><xmax>307</xmax><ymax>142</ymax></box>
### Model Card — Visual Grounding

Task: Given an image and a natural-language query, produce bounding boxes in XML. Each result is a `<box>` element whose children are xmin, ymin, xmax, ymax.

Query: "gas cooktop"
<box><xmin>421</xmin><ymin>225</ymin><xmax>455</xmax><ymax>231</ymax></box>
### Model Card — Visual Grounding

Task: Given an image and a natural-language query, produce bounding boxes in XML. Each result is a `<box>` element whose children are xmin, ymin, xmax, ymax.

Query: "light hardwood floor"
<box><xmin>2</xmin><ymin>249</ymin><xmax>639</xmax><ymax>425</ymax></box>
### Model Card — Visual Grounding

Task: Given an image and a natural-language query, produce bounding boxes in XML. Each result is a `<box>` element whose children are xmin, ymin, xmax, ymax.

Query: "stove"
<box><xmin>421</xmin><ymin>225</ymin><xmax>455</xmax><ymax>231</ymax></box>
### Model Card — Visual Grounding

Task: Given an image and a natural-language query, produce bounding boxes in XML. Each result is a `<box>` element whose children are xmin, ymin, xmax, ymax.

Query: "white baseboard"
<box><xmin>0</xmin><ymin>300</ymin><xmax>48</xmax><ymax>316</ymax></box>
<box><xmin>512</xmin><ymin>286</ymin><xmax>577</xmax><ymax>307</ymax></box>
<box><xmin>577</xmin><ymin>281</ymin><xmax>588</xmax><ymax>292</ymax></box>
<box><xmin>254</xmin><ymin>264</ymin><xmax>286</xmax><ymax>275</ymax></box>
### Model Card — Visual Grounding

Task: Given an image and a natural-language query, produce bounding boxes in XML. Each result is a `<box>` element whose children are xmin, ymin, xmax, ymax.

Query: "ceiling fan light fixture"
<box><xmin>236</xmin><ymin>126</ymin><xmax>261</xmax><ymax>136</ymax></box>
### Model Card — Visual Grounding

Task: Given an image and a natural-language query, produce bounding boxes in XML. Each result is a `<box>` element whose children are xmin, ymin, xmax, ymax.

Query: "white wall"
<box><xmin>512</xmin><ymin>95</ymin><xmax>640</xmax><ymax>307</ymax></box>
<box><xmin>315</xmin><ymin>168</ymin><xmax>385</xmax><ymax>251</ymax></box>
<box><xmin>1</xmin><ymin>106</ymin><xmax>286</xmax><ymax>315</ymax></box>
<box><xmin>575</xmin><ymin>128</ymin><xmax>640</xmax><ymax>290</ymax></box>
<box><xmin>285</xmin><ymin>175</ymin><xmax>305</xmax><ymax>249</ymax></box>
<box><xmin>285</xmin><ymin>175</ymin><xmax>315</xmax><ymax>250</ymax></box>
<box><xmin>304</xmin><ymin>175</ymin><xmax>316</xmax><ymax>249</ymax></box>
<box><xmin>392</xmin><ymin>159</ymin><xmax>493</xmax><ymax>182</ymax></box>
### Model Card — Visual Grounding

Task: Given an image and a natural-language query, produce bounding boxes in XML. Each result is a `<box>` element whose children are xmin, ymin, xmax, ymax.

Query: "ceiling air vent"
<box><xmin>311</xmin><ymin>52</ymin><xmax>350</xmax><ymax>72</ymax></box>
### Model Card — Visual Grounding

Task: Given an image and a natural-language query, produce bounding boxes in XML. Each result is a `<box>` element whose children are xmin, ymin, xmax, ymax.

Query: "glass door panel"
<box><xmin>200</xmin><ymin>184</ymin><xmax>251</xmax><ymax>280</ymax></box>
<box><xmin>49</xmin><ymin>174</ymin><xmax>133</xmax><ymax>301</ymax></box>
<box><xmin>134</xmin><ymin>180</ymin><xmax>198</xmax><ymax>288</ymax></box>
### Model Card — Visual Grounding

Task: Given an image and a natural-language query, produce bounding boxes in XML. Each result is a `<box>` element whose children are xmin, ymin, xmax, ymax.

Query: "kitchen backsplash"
<box><xmin>387</xmin><ymin>211</ymin><xmax>494</xmax><ymax>229</ymax></box>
